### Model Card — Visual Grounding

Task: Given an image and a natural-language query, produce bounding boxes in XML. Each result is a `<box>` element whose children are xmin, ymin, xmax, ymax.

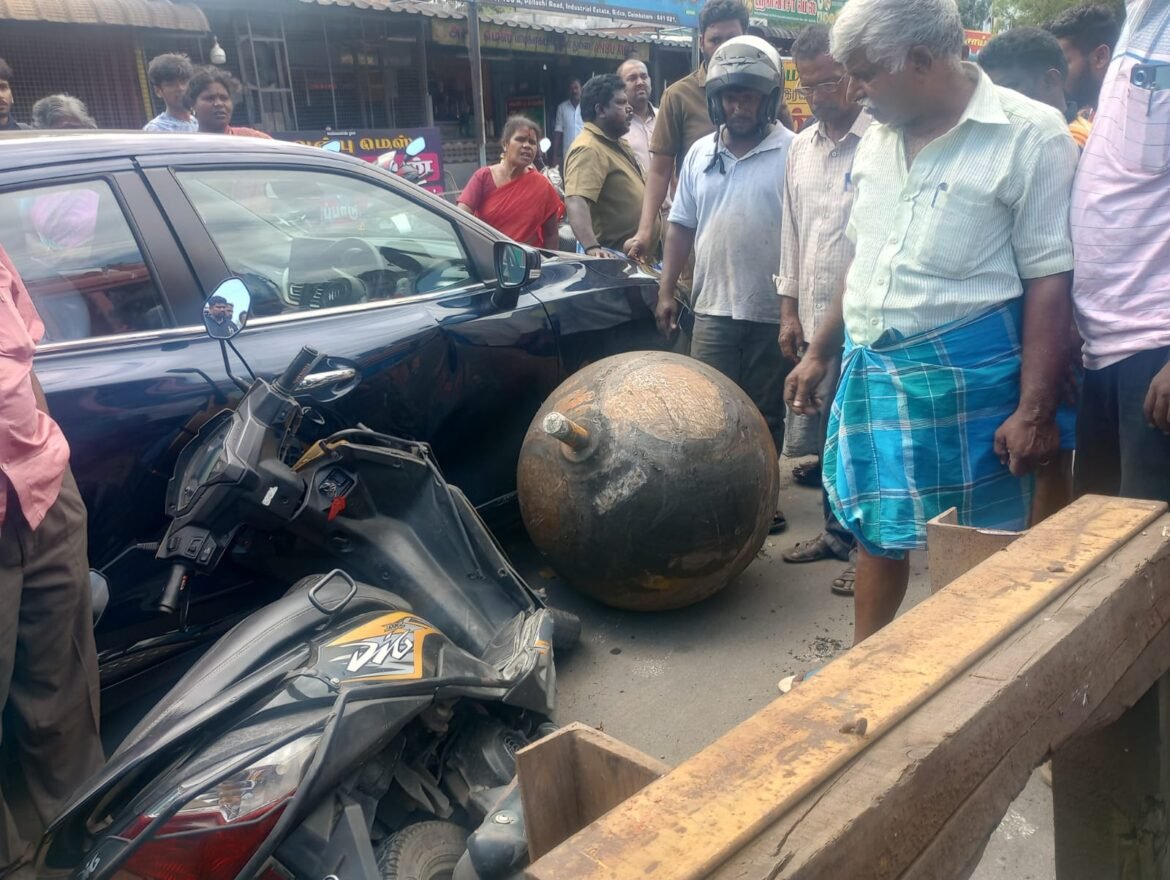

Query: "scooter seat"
<box><xmin>119</xmin><ymin>574</ymin><xmax>410</xmax><ymax>754</ymax></box>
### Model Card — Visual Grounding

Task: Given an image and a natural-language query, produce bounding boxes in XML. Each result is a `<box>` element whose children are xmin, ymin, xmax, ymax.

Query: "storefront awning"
<box><xmin>299</xmin><ymin>0</ymin><xmax>668</xmax><ymax>45</ymax></box>
<box><xmin>0</xmin><ymin>0</ymin><xmax>209</xmax><ymax>31</ymax></box>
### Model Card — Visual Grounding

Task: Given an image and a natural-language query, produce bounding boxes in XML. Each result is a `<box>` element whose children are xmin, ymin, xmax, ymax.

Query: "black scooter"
<box><xmin>38</xmin><ymin>277</ymin><xmax>572</xmax><ymax>880</ymax></box>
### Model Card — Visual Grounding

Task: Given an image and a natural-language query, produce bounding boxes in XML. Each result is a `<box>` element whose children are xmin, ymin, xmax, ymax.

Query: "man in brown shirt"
<box><xmin>624</xmin><ymin>0</ymin><xmax>748</xmax><ymax>261</ymax></box>
<box><xmin>565</xmin><ymin>74</ymin><xmax>660</xmax><ymax>255</ymax></box>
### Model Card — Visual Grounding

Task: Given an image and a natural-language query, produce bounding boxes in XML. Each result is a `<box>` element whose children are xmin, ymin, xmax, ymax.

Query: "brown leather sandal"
<box><xmin>830</xmin><ymin>563</ymin><xmax>856</xmax><ymax>597</ymax></box>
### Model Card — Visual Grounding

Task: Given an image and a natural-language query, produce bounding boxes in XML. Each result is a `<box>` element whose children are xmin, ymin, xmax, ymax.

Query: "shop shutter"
<box><xmin>0</xmin><ymin>22</ymin><xmax>147</xmax><ymax>129</ymax></box>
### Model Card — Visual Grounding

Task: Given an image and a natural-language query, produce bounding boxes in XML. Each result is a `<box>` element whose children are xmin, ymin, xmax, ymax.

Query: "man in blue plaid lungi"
<box><xmin>784</xmin><ymin>0</ymin><xmax>1080</xmax><ymax>645</ymax></box>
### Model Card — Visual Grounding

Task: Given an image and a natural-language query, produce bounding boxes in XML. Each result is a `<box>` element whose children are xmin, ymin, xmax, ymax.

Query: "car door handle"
<box><xmin>295</xmin><ymin>367</ymin><xmax>358</xmax><ymax>392</ymax></box>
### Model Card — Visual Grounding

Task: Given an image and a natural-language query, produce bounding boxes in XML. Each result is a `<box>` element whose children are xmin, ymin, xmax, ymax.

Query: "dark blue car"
<box><xmin>0</xmin><ymin>131</ymin><xmax>661</xmax><ymax>710</ymax></box>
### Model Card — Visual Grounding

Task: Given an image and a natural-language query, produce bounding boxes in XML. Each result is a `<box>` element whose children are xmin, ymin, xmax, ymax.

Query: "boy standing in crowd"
<box><xmin>143</xmin><ymin>53</ymin><xmax>198</xmax><ymax>133</ymax></box>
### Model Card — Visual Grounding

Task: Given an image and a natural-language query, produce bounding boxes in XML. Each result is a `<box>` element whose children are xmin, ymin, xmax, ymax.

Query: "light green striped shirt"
<box><xmin>843</xmin><ymin>64</ymin><xmax>1078</xmax><ymax>346</ymax></box>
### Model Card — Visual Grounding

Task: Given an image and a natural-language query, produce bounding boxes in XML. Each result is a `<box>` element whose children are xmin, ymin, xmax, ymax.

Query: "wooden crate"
<box><xmin>517</xmin><ymin>722</ymin><xmax>671</xmax><ymax>862</ymax></box>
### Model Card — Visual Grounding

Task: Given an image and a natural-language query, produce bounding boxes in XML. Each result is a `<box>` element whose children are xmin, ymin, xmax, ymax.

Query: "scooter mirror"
<box><xmin>405</xmin><ymin>136</ymin><xmax>427</xmax><ymax>157</ymax></box>
<box><xmin>539</xmin><ymin>137</ymin><xmax>552</xmax><ymax>154</ymax></box>
<box><xmin>203</xmin><ymin>278</ymin><xmax>252</xmax><ymax>341</ymax></box>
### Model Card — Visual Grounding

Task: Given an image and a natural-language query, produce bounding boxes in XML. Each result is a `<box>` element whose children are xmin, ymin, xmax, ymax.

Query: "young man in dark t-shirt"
<box><xmin>624</xmin><ymin>0</ymin><xmax>748</xmax><ymax>262</ymax></box>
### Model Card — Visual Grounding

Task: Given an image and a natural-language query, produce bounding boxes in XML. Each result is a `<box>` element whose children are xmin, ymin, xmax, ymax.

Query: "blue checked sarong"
<box><xmin>824</xmin><ymin>301</ymin><xmax>1030</xmax><ymax>558</ymax></box>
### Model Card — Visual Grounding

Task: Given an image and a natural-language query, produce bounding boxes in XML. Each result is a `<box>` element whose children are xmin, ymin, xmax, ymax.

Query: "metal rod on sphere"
<box><xmin>542</xmin><ymin>412</ymin><xmax>591</xmax><ymax>452</ymax></box>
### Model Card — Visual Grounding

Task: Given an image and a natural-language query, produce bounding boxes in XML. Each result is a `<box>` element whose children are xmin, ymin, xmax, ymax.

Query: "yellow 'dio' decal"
<box><xmin>323</xmin><ymin>612</ymin><xmax>439</xmax><ymax>683</ymax></box>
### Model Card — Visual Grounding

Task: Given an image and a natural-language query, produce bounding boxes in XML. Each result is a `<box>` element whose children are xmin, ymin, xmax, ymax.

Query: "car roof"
<box><xmin>0</xmin><ymin>130</ymin><xmax>366</xmax><ymax>173</ymax></box>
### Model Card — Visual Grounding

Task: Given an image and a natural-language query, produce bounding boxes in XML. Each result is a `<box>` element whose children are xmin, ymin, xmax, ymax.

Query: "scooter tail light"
<box><xmin>112</xmin><ymin>734</ymin><xmax>320</xmax><ymax>880</ymax></box>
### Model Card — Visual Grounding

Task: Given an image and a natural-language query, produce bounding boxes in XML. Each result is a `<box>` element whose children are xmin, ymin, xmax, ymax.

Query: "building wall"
<box><xmin>0</xmin><ymin>22</ymin><xmax>147</xmax><ymax>129</ymax></box>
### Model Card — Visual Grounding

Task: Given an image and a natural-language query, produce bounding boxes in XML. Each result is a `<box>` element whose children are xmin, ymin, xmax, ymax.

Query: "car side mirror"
<box><xmin>493</xmin><ymin>241</ymin><xmax>541</xmax><ymax>310</ymax></box>
<box><xmin>202</xmin><ymin>278</ymin><xmax>252</xmax><ymax>340</ymax></box>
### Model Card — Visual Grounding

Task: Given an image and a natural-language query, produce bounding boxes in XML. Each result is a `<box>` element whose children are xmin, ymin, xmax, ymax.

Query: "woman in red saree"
<box><xmin>458</xmin><ymin>117</ymin><xmax>564</xmax><ymax>248</ymax></box>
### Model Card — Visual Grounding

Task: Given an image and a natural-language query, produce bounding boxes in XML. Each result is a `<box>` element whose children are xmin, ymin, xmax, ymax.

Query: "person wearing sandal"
<box><xmin>774</xmin><ymin>24</ymin><xmax>870</xmax><ymax>589</ymax></box>
<box><xmin>655</xmin><ymin>37</ymin><xmax>795</xmax><ymax>535</ymax></box>
<box><xmin>787</xmin><ymin>0</ymin><xmax>1077</xmax><ymax>646</ymax></box>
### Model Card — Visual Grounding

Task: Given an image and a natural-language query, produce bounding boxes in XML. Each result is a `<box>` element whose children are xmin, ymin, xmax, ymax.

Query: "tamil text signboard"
<box><xmin>433</xmin><ymin>19</ymin><xmax>650</xmax><ymax>60</ymax></box>
<box><xmin>964</xmin><ymin>29</ymin><xmax>992</xmax><ymax>56</ymax></box>
<box><xmin>273</xmin><ymin>128</ymin><xmax>445</xmax><ymax>195</ymax></box>
<box><xmin>749</xmin><ymin>0</ymin><xmax>845</xmax><ymax>28</ymax></box>
<box><xmin>486</xmin><ymin>0</ymin><xmax>700</xmax><ymax>26</ymax></box>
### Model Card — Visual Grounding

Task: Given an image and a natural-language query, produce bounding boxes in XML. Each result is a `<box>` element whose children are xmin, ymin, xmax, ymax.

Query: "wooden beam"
<box><xmin>527</xmin><ymin>497</ymin><xmax>1166</xmax><ymax>880</ymax></box>
<box><xmin>716</xmin><ymin>516</ymin><xmax>1170</xmax><ymax>879</ymax></box>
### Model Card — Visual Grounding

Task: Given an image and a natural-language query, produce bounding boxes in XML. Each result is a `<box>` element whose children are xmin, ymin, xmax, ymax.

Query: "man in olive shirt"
<box><xmin>565</xmin><ymin>74</ymin><xmax>660</xmax><ymax>256</ymax></box>
<box><xmin>624</xmin><ymin>0</ymin><xmax>748</xmax><ymax>261</ymax></box>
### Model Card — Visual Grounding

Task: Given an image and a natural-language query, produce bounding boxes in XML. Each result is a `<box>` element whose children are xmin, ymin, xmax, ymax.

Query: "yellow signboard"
<box><xmin>749</xmin><ymin>0</ymin><xmax>844</xmax><ymax>28</ymax></box>
<box><xmin>782</xmin><ymin>58</ymin><xmax>813</xmax><ymax>131</ymax></box>
<box><xmin>431</xmin><ymin>19</ymin><xmax>650</xmax><ymax>62</ymax></box>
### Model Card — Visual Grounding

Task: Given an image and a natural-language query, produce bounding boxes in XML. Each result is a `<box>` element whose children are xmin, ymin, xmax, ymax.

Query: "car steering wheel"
<box><xmin>316</xmin><ymin>238</ymin><xmax>383</xmax><ymax>307</ymax></box>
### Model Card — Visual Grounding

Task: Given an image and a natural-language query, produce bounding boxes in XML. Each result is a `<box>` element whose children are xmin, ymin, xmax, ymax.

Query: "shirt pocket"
<box><xmin>1117</xmin><ymin>80</ymin><xmax>1170</xmax><ymax>173</ymax></box>
<box><xmin>911</xmin><ymin>186</ymin><xmax>1000</xmax><ymax>279</ymax></box>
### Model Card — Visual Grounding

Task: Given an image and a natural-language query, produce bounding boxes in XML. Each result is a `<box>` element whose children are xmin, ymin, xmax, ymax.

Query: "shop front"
<box><xmin>427</xmin><ymin>16</ymin><xmax>653</xmax><ymax>184</ymax></box>
<box><xmin>0</xmin><ymin>0</ymin><xmax>209</xmax><ymax>129</ymax></box>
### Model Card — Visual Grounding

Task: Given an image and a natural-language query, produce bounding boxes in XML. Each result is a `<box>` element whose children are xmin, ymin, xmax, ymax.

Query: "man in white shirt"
<box><xmin>619</xmin><ymin>59</ymin><xmax>657</xmax><ymax>171</ymax></box>
<box><xmin>657</xmin><ymin>36</ymin><xmax>795</xmax><ymax>534</ymax></box>
<box><xmin>552</xmin><ymin>79</ymin><xmax>584</xmax><ymax>173</ymax></box>
<box><xmin>776</xmin><ymin>23</ymin><xmax>870</xmax><ymax>592</ymax></box>
<box><xmin>786</xmin><ymin>0</ymin><xmax>1077</xmax><ymax>645</ymax></box>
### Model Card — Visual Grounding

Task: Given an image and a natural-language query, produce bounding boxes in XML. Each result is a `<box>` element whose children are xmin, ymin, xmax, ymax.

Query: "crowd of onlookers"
<box><xmin>454</xmin><ymin>0</ymin><xmax>1170</xmax><ymax>671</ymax></box>
<box><xmin>0</xmin><ymin>53</ymin><xmax>271</xmax><ymax>138</ymax></box>
<box><xmin>0</xmin><ymin>0</ymin><xmax>1166</xmax><ymax>868</ymax></box>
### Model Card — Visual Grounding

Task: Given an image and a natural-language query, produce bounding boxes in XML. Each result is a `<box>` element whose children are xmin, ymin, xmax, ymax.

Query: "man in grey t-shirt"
<box><xmin>656</xmin><ymin>36</ymin><xmax>794</xmax><ymax>533</ymax></box>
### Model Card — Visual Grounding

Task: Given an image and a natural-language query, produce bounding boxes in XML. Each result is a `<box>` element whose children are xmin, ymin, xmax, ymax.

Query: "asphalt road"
<box><xmin>504</xmin><ymin>457</ymin><xmax>1057</xmax><ymax>880</ymax></box>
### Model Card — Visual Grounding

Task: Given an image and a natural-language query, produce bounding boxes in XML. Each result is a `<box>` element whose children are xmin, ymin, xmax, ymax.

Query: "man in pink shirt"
<box><xmin>1071</xmin><ymin>0</ymin><xmax>1170</xmax><ymax>503</ymax></box>
<box><xmin>0</xmin><ymin>246</ymin><xmax>103</xmax><ymax>874</ymax></box>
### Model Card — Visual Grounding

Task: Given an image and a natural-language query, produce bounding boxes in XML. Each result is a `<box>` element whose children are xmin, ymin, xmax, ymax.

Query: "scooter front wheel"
<box><xmin>379</xmin><ymin>820</ymin><xmax>467</xmax><ymax>880</ymax></box>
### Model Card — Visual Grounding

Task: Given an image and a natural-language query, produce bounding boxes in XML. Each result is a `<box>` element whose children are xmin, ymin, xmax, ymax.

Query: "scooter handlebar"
<box><xmin>273</xmin><ymin>346</ymin><xmax>320</xmax><ymax>396</ymax></box>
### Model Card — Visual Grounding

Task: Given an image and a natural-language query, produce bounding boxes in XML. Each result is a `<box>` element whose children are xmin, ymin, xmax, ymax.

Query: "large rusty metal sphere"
<box><xmin>518</xmin><ymin>351</ymin><xmax>779</xmax><ymax>611</ymax></box>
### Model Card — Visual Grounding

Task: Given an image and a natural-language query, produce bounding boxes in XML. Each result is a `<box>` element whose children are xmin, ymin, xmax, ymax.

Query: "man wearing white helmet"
<box><xmin>657</xmin><ymin>35</ymin><xmax>796</xmax><ymax>534</ymax></box>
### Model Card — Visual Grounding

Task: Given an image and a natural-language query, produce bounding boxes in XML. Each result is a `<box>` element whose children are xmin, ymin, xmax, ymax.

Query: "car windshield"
<box><xmin>178</xmin><ymin>168</ymin><xmax>475</xmax><ymax>314</ymax></box>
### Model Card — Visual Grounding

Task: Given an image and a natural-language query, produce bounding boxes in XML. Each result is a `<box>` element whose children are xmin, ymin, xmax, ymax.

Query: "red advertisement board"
<box><xmin>273</xmin><ymin>128</ymin><xmax>445</xmax><ymax>195</ymax></box>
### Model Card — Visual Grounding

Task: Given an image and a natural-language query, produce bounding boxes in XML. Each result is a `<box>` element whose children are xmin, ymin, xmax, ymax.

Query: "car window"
<box><xmin>176</xmin><ymin>168</ymin><xmax>477</xmax><ymax>316</ymax></box>
<box><xmin>0</xmin><ymin>180</ymin><xmax>170</xmax><ymax>344</ymax></box>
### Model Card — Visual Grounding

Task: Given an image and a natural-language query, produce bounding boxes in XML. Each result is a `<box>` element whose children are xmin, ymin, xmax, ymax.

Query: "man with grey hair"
<box><xmin>618</xmin><ymin>59</ymin><xmax>657</xmax><ymax>172</ymax></box>
<box><xmin>31</xmin><ymin>94</ymin><xmax>97</xmax><ymax>130</ymax></box>
<box><xmin>776</xmin><ymin>22</ymin><xmax>869</xmax><ymax>594</ymax></box>
<box><xmin>785</xmin><ymin>0</ymin><xmax>1079</xmax><ymax>647</ymax></box>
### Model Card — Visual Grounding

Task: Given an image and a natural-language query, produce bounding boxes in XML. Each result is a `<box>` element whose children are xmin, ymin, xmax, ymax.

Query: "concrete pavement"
<box><xmin>507</xmin><ymin>457</ymin><xmax>1056</xmax><ymax>879</ymax></box>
